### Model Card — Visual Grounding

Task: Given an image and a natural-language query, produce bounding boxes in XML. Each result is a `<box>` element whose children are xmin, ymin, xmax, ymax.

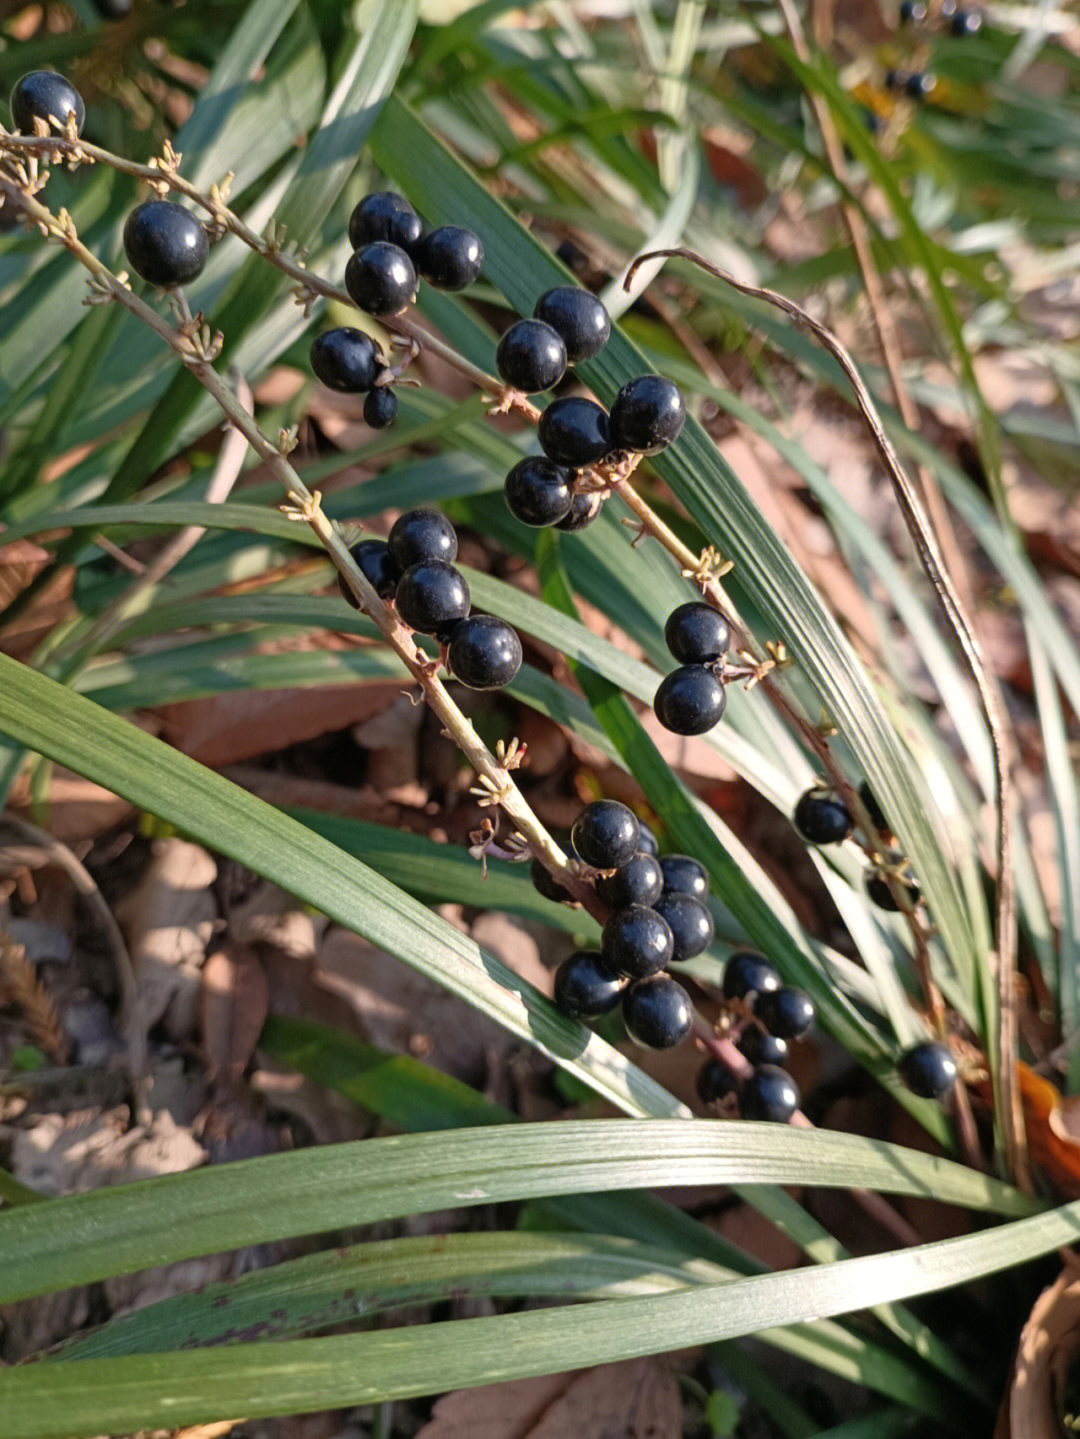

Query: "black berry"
<box><xmin>898</xmin><ymin>0</ymin><xmax>927</xmax><ymax>21</ymax></box>
<box><xmin>608</xmin><ymin>376</ymin><xmax>686</xmax><ymax>455</ymax></box>
<box><xmin>753</xmin><ymin>986</ymin><xmax>815</xmax><ymax>1040</ymax></box>
<box><xmin>793</xmin><ymin>789</ymin><xmax>854</xmax><ymax>845</ymax></box>
<box><xmin>496</xmin><ymin>320</ymin><xmax>567</xmax><ymax>394</ymax></box>
<box><xmin>595</xmin><ymin>851</ymin><xmax>663</xmax><ymax>910</ymax></box>
<box><xmin>697</xmin><ymin>1058</ymin><xmax>739</xmax><ymax>1104</ymax></box>
<box><xmin>658</xmin><ymin>855</ymin><xmax>708</xmax><ymax>902</ymax></box>
<box><xmin>310</xmin><ymin>328</ymin><xmax>379</xmax><ymax>393</ymax></box>
<box><xmin>345</xmin><ymin>242</ymin><xmax>417</xmax><ymax>316</ymax></box>
<box><xmin>636</xmin><ymin>823</ymin><xmax>659</xmax><ymax>856</ymax></box>
<box><xmin>898</xmin><ymin>1041</ymin><xmax>958</xmax><ymax>1100</ymax></box>
<box><xmin>722</xmin><ymin>952</ymin><xmax>780</xmax><ymax>1002</ymax></box>
<box><xmin>553</xmin><ymin>951</ymin><xmax>623</xmax><ymax>1020</ymax></box>
<box><xmin>537</xmin><ymin>397</ymin><xmax>610</xmax><ymax>468</ymax></box>
<box><xmin>348</xmin><ymin>192</ymin><xmax>423</xmax><ymax>254</ymax></box>
<box><xmin>601</xmin><ymin>904</ymin><xmax>674</xmax><ymax>979</ymax></box>
<box><xmin>555</xmin><ymin>491</ymin><xmax>603</xmax><ymax>531</ymax></box>
<box><xmin>532</xmin><ymin>856</ymin><xmax>573</xmax><ymax>904</ymax></box>
<box><xmin>571</xmin><ymin>800</ymin><xmax>640</xmax><ymax>870</ymax></box>
<box><xmin>417</xmin><ymin>226</ymin><xmax>483</xmax><ymax>290</ymax></box>
<box><xmin>446</xmin><ymin>614</ymin><xmax>522</xmax><ymax>690</ymax></box>
<box><xmin>665</xmin><ymin>603</ymin><xmax>731</xmax><ymax>665</ymax></box>
<box><xmin>736</xmin><ymin>1027</ymin><xmax>788</xmax><ymax>1068</ymax></box>
<box><xmin>388</xmin><ymin>508</ymin><xmax>458</xmax><ymax>568</ymax></box>
<box><xmin>949</xmin><ymin>8</ymin><xmax>981</xmax><ymax>35</ymax></box>
<box><xmin>123</xmin><ymin>201</ymin><xmax>209</xmax><ymax>288</ymax></box>
<box><xmin>337</xmin><ymin>538</ymin><xmax>401</xmax><ymax>608</ymax></box>
<box><xmin>905</xmin><ymin>71</ymin><xmax>936</xmax><ymax>99</ymax></box>
<box><xmin>867</xmin><ymin>872</ymin><xmax>920</xmax><ymax>912</ymax></box>
<box><xmin>740</xmin><ymin>1066</ymin><xmax>800</xmax><ymax>1123</ymax></box>
<box><xmin>533</xmin><ymin>287</ymin><xmax>611</xmax><ymax>364</ymax></box>
<box><xmin>363</xmin><ymin>385</ymin><xmax>398</xmax><ymax>429</ymax></box>
<box><xmin>654</xmin><ymin>665</ymin><xmax>726</xmax><ymax>735</ymax></box>
<box><xmin>653</xmin><ymin>891</ymin><xmax>714</xmax><ymax>963</ymax></box>
<box><xmin>504</xmin><ymin>456</ymin><xmax>574</xmax><ymax>527</ymax></box>
<box><xmin>622</xmin><ymin>974</ymin><xmax>693</xmax><ymax>1049</ymax></box>
<box><xmin>11</xmin><ymin>73</ymin><xmax>85</xmax><ymax>136</ymax></box>
<box><xmin>394</xmin><ymin>560</ymin><xmax>470</xmax><ymax>634</ymax></box>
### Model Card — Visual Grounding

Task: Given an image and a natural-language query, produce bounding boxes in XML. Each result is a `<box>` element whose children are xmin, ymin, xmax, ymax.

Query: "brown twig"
<box><xmin>626</xmin><ymin>246</ymin><xmax>1021</xmax><ymax>1187</ymax></box>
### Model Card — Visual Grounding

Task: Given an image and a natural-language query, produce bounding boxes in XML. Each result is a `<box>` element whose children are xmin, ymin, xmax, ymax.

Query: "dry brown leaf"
<box><xmin>200</xmin><ymin>945</ymin><xmax>270</xmax><ymax>1086</ymax></box>
<box><xmin>996</xmin><ymin>1262</ymin><xmax>1080</xmax><ymax>1439</ymax></box>
<box><xmin>416</xmin><ymin>1359</ymin><xmax>682</xmax><ymax>1439</ymax></box>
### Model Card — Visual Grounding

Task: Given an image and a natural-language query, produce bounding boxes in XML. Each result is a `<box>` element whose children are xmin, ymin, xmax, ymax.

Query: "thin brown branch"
<box><xmin>626</xmin><ymin>246</ymin><xmax>1023</xmax><ymax>1187</ymax></box>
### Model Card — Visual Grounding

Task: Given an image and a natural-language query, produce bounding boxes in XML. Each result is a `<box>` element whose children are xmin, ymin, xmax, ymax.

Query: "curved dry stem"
<box><xmin>625</xmin><ymin>246</ymin><xmax>1022</xmax><ymax>1187</ymax></box>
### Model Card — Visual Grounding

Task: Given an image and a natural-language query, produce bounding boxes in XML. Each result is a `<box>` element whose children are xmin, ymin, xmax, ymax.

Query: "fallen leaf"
<box><xmin>996</xmin><ymin>1261</ymin><xmax>1080</xmax><ymax>1439</ymax></box>
<box><xmin>416</xmin><ymin>1358</ymin><xmax>682</xmax><ymax>1439</ymax></box>
<box><xmin>200</xmin><ymin>945</ymin><xmax>270</xmax><ymax>1086</ymax></box>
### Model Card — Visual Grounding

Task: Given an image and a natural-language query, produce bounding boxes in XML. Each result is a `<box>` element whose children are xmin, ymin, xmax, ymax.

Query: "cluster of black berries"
<box><xmin>697</xmin><ymin>952</ymin><xmax>815</xmax><ymax>1123</ymax></box>
<box><xmin>307</xmin><ymin>192</ymin><xmax>484</xmax><ymax>433</ymax></box>
<box><xmin>501</xmin><ymin>287</ymin><xmax>685</xmax><ymax>535</ymax></box>
<box><xmin>653</xmin><ymin>602</ymin><xmax>732</xmax><ymax>736</ymax></box>
<box><xmin>547</xmin><ymin>801</ymin><xmax>714</xmax><ymax>1050</ymax></box>
<box><xmin>899</xmin><ymin>0</ymin><xmax>982</xmax><ymax>35</ymax></box>
<box><xmin>793</xmin><ymin>780</ymin><xmax>921</xmax><ymax>913</ymax></box>
<box><xmin>338</xmin><ymin>509</ymin><xmax>522</xmax><ymax>691</ymax></box>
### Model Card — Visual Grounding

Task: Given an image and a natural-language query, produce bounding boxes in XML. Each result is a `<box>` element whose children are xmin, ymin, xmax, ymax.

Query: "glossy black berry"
<box><xmin>949</xmin><ymin>8</ymin><xmax>981</xmax><ymax>35</ymax></box>
<box><xmin>497</xmin><ymin>320</ymin><xmax>567</xmax><ymax>394</ymax></box>
<box><xmin>533</xmin><ymin>287</ymin><xmax>611</xmax><ymax>364</ymax></box>
<box><xmin>898</xmin><ymin>1041</ymin><xmax>958</xmax><ymax>1100</ymax></box>
<box><xmin>537</xmin><ymin>397</ymin><xmax>610</xmax><ymax>468</ymax></box>
<box><xmin>348</xmin><ymin>192</ymin><xmax>423</xmax><ymax>254</ymax></box>
<box><xmin>595</xmin><ymin>852</ymin><xmax>663</xmax><ymax>911</ymax></box>
<box><xmin>336</xmin><ymin>538</ymin><xmax>401</xmax><ymax>608</ymax></box>
<box><xmin>345</xmin><ymin>242</ymin><xmax>417</xmax><ymax>316</ymax></box>
<box><xmin>722</xmin><ymin>952</ymin><xmax>780</xmax><ymax>1002</ymax></box>
<box><xmin>388</xmin><ymin>508</ymin><xmax>458</xmax><ymax>569</ymax></box>
<box><xmin>736</xmin><ymin>1027</ymin><xmax>788</xmax><ymax>1068</ymax></box>
<box><xmin>608</xmin><ymin>376</ymin><xmax>686</xmax><ymax>456</ymax></box>
<box><xmin>898</xmin><ymin>0</ymin><xmax>927</xmax><ymax>21</ymax></box>
<box><xmin>858</xmin><ymin>780</ymin><xmax>890</xmax><ymax>835</ymax></box>
<box><xmin>123</xmin><ymin>201</ymin><xmax>209</xmax><ymax>288</ymax></box>
<box><xmin>571</xmin><ymin>800</ymin><xmax>640</xmax><ymax>870</ymax></box>
<box><xmin>553</xmin><ymin>951</ymin><xmax>623</xmax><ymax>1020</ymax></box>
<box><xmin>416</xmin><ymin>226</ymin><xmax>483</xmax><ymax>290</ymax></box>
<box><xmin>636</xmin><ymin>823</ymin><xmax>659</xmax><ymax>856</ymax></box>
<box><xmin>622</xmin><ymin>974</ymin><xmax>693</xmax><ymax>1049</ymax></box>
<box><xmin>654</xmin><ymin>666</ymin><xmax>726</xmax><ymax>736</ymax></box>
<box><xmin>446</xmin><ymin>614</ymin><xmax>522</xmax><ymax>690</ymax></box>
<box><xmin>793</xmin><ymin>789</ymin><xmax>854</xmax><ymax>845</ymax></box>
<box><xmin>394</xmin><ymin>561</ymin><xmax>470</xmax><ymax>635</ymax></box>
<box><xmin>753</xmin><ymin>986</ymin><xmax>815</xmax><ymax>1040</ymax></box>
<box><xmin>867</xmin><ymin>872</ymin><xmax>920</xmax><ymax>912</ymax></box>
<box><xmin>739</xmin><ymin>1065</ymin><xmax>800</xmax><ymax>1123</ymax></box>
<box><xmin>697</xmin><ymin>1057</ymin><xmax>739</xmax><ymax>1104</ymax></box>
<box><xmin>532</xmin><ymin>856</ymin><xmax>573</xmax><ymax>904</ymax></box>
<box><xmin>601</xmin><ymin>904</ymin><xmax>674</xmax><ymax>979</ymax></box>
<box><xmin>664</xmin><ymin>603</ymin><xmax>731</xmax><ymax>665</ymax></box>
<box><xmin>310</xmin><ymin>328</ymin><xmax>379</xmax><ymax>393</ymax></box>
<box><xmin>11</xmin><ymin>73</ymin><xmax>85</xmax><ymax>136</ymax></box>
<box><xmin>905</xmin><ymin>71</ymin><xmax>936</xmax><ymax>99</ymax></box>
<box><xmin>363</xmin><ymin>385</ymin><xmax>398</xmax><ymax>429</ymax></box>
<box><xmin>653</xmin><ymin>891</ymin><xmax>714</xmax><ymax>963</ymax></box>
<box><xmin>504</xmin><ymin>456</ymin><xmax>573</xmax><ymax>528</ymax></box>
<box><xmin>555</xmin><ymin>491</ymin><xmax>603</xmax><ymax>531</ymax></box>
<box><xmin>658</xmin><ymin>855</ymin><xmax>708</xmax><ymax>902</ymax></box>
